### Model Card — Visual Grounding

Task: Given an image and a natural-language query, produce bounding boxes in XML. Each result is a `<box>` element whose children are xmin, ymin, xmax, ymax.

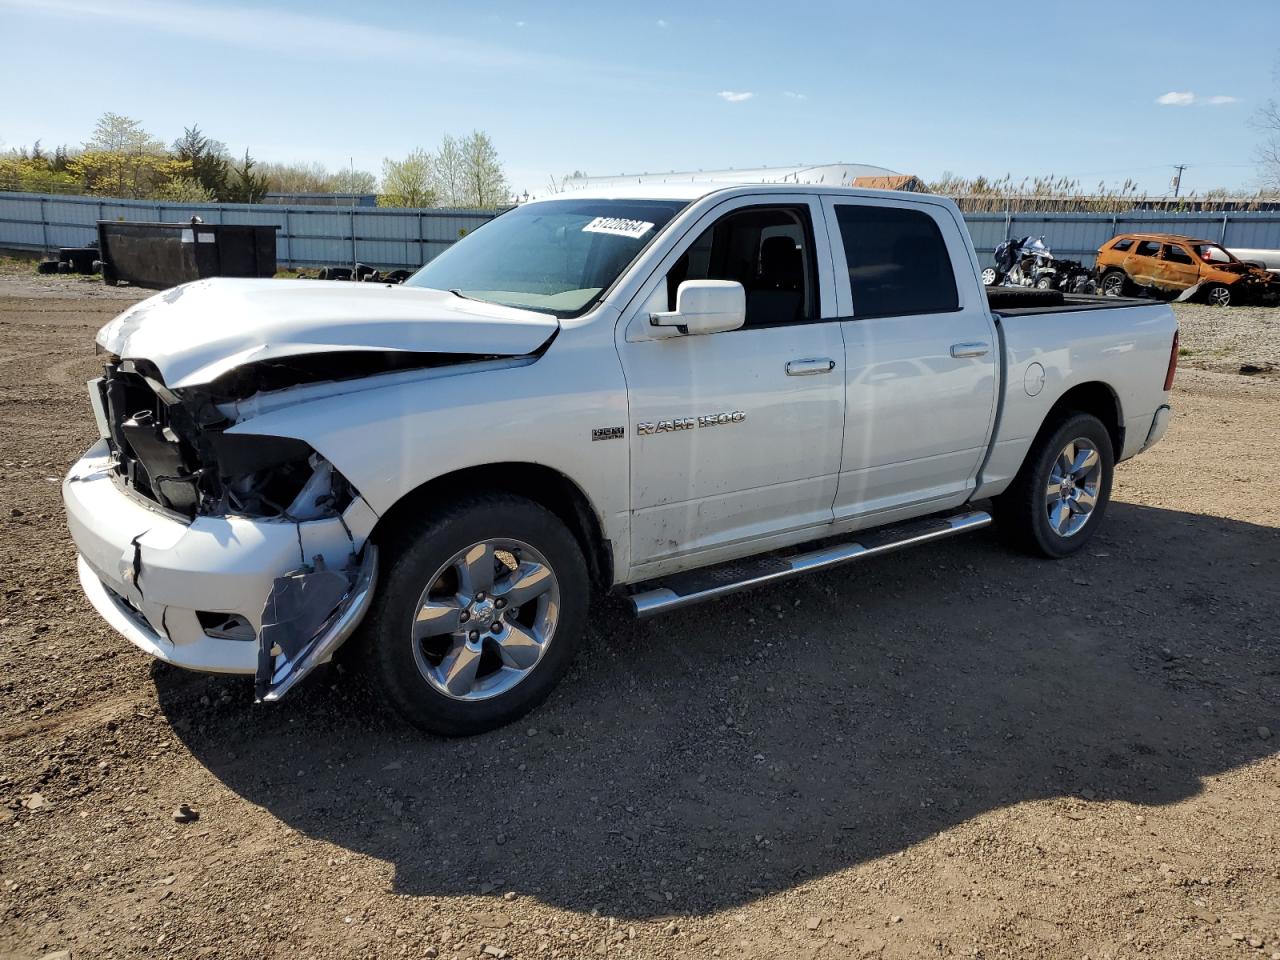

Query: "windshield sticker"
<box><xmin>582</xmin><ymin>216</ymin><xmax>654</xmax><ymax>239</ymax></box>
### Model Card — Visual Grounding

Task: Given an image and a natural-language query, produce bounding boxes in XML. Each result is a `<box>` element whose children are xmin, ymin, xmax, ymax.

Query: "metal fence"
<box><xmin>5</xmin><ymin>190</ymin><xmax>1280</xmax><ymax>271</ymax></box>
<box><xmin>0</xmin><ymin>192</ymin><xmax>500</xmax><ymax>269</ymax></box>
<box><xmin>964</xmin><ymin>210</ymin><xmax>1280</xmax><ymax>267</ymax></box>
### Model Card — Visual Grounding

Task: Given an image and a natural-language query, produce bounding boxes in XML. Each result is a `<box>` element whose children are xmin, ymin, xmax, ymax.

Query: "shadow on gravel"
<box><xmin>155</xmin><ymin>502</ymin><xmax>1280</xmax><ymax>919</ymax></box>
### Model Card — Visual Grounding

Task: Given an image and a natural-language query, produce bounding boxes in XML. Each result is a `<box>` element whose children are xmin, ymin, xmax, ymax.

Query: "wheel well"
<box><xmin>371</xmin><ymin>463</ymin><xmax>614</xmax><ymax>590</ymax></box>
<box><xmin>1043</xmin><ymin>382</ymin><xmax>1124</xmax><ymax>458</ymax></box>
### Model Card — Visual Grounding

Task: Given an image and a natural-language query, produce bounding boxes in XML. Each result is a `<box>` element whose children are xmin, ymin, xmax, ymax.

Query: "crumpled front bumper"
<box><xmin>63</xmin><ymin>440</ymin><xmax>379</xmax><ymax>693</ymax></box>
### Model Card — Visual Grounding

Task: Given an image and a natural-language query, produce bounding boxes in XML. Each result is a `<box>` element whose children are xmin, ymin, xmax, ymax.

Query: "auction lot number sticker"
<box><xmin>582</xmin><ymin>216</ymin><xmax>654</xmax><ymax>239</ymax></box>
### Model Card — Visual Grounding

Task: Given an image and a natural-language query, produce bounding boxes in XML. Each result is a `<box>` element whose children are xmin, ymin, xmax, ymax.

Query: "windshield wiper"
<box><xmin>448</xmin><ymin>288</ymin><xmax>490</xmax><ymax>304</ymax></box>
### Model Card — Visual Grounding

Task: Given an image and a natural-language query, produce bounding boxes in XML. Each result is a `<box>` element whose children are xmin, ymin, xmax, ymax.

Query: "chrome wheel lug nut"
<box><xmin>459</xmin><ymin>610</ymin><xmax>470</xmax><ymax>622</ymax></box>
<box><xmin>490</xmin><ymin>622</ymin><xmax>502</xmax><ymax>633</ymax></box>
<box><xmin>468</xmin><ymin>630</ymin><xmax>480</xmax><ymax>642</ymax></box>
<box><xmin>475</xmin><ymin>591</ymin><xmax>486</xmax><ymax>602</ymax></box>
<box><xmin>495</xmin><ymin>598</ymin><xmax>506</xmax><ymax>609</ymax></box>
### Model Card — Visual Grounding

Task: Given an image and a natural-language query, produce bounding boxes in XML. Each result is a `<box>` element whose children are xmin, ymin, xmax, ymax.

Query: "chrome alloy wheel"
<box><xmin>1046</xmin><ymin>438</ymin><xmax>1102</xmax><ymax>538</ymax></box>
<box><xmin>1101</xmin><ymin>273</ymin><xmax>1125</xmax><ymax>297</ymax></box>
<box><xmin>1206</xmin><ymin>285</ymin><xmax>1231</xmax><ymax>307</ymax></box>
<box><xmin>410</xmin><ymin>539</ymin><xmax>560</xmax><ymax>701</ymax></box>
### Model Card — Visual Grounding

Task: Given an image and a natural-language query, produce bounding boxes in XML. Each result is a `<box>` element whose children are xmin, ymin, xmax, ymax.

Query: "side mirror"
<box><xmin>649</xmin><ymin>279</ymin><xmax>745</xmax><ymax>336</ymax></box>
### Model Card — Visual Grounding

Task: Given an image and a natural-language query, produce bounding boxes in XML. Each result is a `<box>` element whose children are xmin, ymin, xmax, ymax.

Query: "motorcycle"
<box><xmin>982</xmin><ymin>236</ymin><xmax>1097</xmax><ymax>294</ymax></box>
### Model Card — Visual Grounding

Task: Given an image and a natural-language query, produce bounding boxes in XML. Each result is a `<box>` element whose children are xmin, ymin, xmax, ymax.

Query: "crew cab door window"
<box><xmin>831</xmin><ymin>204</ymin><xmax>959</xmax><ymax>318</ymax></box>
<box><xmin>666</xmin><ymin>206</ymin><xmax>816</xmax><ymax>326</ymax></box>
<box><xmin>821</xmin><ymin>197</ymin><xmax>998</xmax><ymax>522</ymax></box>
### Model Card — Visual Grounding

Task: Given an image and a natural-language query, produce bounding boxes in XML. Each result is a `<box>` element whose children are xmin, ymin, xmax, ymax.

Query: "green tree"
<box><xmin>225</xmin><ymin>149</ymin><xmax>268</xmax><ymax>203</ymax></box>
<box><xmin>459</xmin><ymin>131</ymin><xmax>508</xmax><ymax>207</ymax></box>
<box><xmin>172</xmin><ymin>125</ymin><xmax>229</xmax><ymax>199</ymax></box>
<box><xmin>379</xmin><ymin>149</ymin><xmax>436</xmax><ymax>207</ymax></box>
<box><xmin>73</xmin><ymin>112</ymin><xmax>173</xmax><ymax>197</ymax></box>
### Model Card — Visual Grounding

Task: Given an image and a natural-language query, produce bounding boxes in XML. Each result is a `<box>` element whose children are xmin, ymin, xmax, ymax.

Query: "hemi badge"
<box><xmin>592</xmin><ymin>426</ymin><xmax>625</xmax><ymax>442</ymax></box>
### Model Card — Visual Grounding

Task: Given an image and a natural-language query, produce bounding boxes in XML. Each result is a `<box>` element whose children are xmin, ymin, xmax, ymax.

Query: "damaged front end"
<box><xmin>88</xmin><ymin>355</ymin><xmax>382</xmax><ymax>701</ymax></box>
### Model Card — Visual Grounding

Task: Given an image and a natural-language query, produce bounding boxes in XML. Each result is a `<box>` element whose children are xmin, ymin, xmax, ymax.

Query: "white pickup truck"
<box><xmin>63</xmin><ymin>184</ymin><xmax>1179</xmax><ymax>735</ymax></box>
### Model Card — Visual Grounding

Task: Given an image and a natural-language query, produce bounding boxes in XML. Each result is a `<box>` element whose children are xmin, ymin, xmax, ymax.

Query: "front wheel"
<box><xmin>360</xmin><ymin>493</ymin><xmax>590</xmax><ymax>736</ymax></box>
<box><xmin>1203</xmin><ymin>283</ymin><xmax>1231</xmax><ymax>307</ymax></box>
<box><xmin>981</xmin><ymin>267</ymin><xmax>998</xmax><ymax>286</ymax></box>
<box><xmin>996</xmin><ymin>412</ymin><xmax>1114</xmax><ymax>558</ymax></box>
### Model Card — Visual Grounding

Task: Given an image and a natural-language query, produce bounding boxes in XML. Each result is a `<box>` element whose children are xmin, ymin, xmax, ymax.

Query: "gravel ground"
<box><xmin>1173</xmin><ymin>302</ymin><xmax>1279</xmax><ymax>377</ymax></box>
<box><xmin>0</xmin><ymin>277</ymin><xmax>1276</xmax><ymax>960</ymax></box>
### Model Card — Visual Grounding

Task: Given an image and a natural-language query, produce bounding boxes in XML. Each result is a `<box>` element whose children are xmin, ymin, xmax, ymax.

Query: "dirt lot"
<box><xmin>0</xmin><ymin>277</ymin><xmax>1276</xmax><ymax>960</ymax></box>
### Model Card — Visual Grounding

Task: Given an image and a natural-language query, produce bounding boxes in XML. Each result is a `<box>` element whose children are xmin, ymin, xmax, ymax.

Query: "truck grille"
<box><xmin>96</xmin><ymin>363</ymin><xmax>204</xmax><ymax>516</ymax></box>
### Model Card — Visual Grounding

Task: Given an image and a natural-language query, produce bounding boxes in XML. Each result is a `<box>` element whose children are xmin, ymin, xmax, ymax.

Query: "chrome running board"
<box><xmin>628</xmin><ymin>510</ymin><xmax>992</xmax><ymax>619</ymax></box>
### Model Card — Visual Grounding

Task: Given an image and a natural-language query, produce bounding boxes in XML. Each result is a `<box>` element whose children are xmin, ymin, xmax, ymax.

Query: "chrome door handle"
<box><xmin>786</xmin><ymin>357</ymin><xmax>837</xmax><ymax>376</ymax></box>
<box><xmin>950</xmin><ymin>342</ymin><xmax>990</xmax><ymax>358</ymax></box>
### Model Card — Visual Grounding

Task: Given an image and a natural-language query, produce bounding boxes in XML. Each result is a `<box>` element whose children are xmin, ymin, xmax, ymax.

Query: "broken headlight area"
<box><xmin>94</xmin><ymin>359</ymin><xmax>356</xmax><ymax>521</ymax></box>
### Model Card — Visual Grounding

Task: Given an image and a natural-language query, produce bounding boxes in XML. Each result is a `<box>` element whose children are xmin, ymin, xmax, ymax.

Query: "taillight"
<box><xmin>1163</xmin><ymin>329</ymin><xmax>1179</xmax><ymax>391</ymax></box>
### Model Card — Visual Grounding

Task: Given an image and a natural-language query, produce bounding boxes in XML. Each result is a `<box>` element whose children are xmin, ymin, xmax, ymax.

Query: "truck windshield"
<box><xmin>405</xmin><ymin>198</ymin><xmax>688</xmax><ymax>317</ymax></box>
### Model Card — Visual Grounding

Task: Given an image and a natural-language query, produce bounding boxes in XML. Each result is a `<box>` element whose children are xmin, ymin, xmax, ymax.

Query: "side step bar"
<box><xmin>628</xmin><ymin>510</ymin><xmax>992</xmax><ymax>618</ymax></box>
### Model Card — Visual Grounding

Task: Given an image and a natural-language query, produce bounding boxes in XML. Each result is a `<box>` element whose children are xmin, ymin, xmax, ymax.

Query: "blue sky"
<box><xmin>1</xmin><ymin>0</ymin><xmax>1276</xmax><ymax>197</ymax></box>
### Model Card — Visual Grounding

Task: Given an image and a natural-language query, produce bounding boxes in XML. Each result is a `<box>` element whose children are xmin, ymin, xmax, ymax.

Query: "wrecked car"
<box><xmin>1096</xmin><ymin>233</ymin><xmax>1280</xmax><ymax>306</ymax></box>
<box><xmin>983</xmin><ymin>236</ymin><xmax>1096</xmax><ymax>294</ymax></box>
<box><xmin>65</xmin><ymin>185</ymin><xmax>1178</xmax><ymax>736</ymax></box>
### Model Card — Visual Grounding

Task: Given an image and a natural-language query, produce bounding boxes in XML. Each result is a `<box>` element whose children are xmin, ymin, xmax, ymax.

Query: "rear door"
<box><xmin>820</xmin><ymin>196</ymin><xmax>999</xmax><ymax>523</ymax></box>
<box><xmin>1153</xmin><ymin>242</ymin><xmax>1200</xmax><ymax>292</ymax></box>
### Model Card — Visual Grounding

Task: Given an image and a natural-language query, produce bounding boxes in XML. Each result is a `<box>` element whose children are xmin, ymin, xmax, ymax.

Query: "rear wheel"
<box><xmin>981</xmin><ymin>267</ymin><xmax>998</xmax><ymax>286</ymax></box>
<box><xmin>1034</xmin><ymin>274</ymin><xmax>1055</xmax><ymax>290</ymax></box>
<box><xmin>997</xmin><ymin>412</ymin><xmax>1114</xmax><ymax>558</ymax></box>
<box><xmin>360</xmin><ymin>493</ymin><xmax>589</xmax><ymax>736</ymax></box>
<box><xmin>1203</xmin><ymin>283</ymin><xmax>1231</xmax><ymax>307</ymax></box>
<box><xmin>1100</xmin><ymin>270</ymin><xmax>1128</xmax><ymax>297</ymax></box>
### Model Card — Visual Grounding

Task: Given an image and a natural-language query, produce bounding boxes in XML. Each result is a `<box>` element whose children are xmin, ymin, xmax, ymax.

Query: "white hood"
<box><xmin>96</xmin><ymin>279</ymin><xmax>560</xmax><ymax>388</ymax></box>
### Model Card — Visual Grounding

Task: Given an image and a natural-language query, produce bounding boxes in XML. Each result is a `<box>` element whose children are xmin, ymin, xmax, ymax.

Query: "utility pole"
<box><xmin>1171</xmin><ymin>164</ymin><xmax>1187</xmax><ymax>198</ymax></box>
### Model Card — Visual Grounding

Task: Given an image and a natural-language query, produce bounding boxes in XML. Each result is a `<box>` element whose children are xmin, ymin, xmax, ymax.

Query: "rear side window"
<box><xmin>833</xmin><ymin>204</ymin><xmax>959</xmax><ymax>318</ymax></box>
<box><xmin>1135</xmin><ymin>240</ymin><xmax>1162</xmax><ymax>257</ymax></box>
<box><xmin>1111</xmin><ymin>238</ymin><xmax>1134</xmax><ymax>252</ymax></box>
<box><xmin>1163</xmin><ymin>244</ymin><xmax>1194</xmax><ymax>264</ymax></box>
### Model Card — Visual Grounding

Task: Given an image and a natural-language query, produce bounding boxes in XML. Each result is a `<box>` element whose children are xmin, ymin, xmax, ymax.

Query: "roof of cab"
<box><xmin>528</xmin><ymin>181</ymin><xmax>954</xmax><ymax>206</ymax></box>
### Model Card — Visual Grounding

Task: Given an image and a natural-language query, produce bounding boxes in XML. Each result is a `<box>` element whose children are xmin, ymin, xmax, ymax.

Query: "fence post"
<box><xmin>350</xmin><ymin>207</ymin><xmax>357</xmax><ymax>270</ymax></box>
<box><xmin>38</xmin><ymin>197</ymin><xmax>48</xmax><ymax>252</ymax></box>
<box><xmin>1220</xmin><ymin>215</ymin><xmax>1229</xmax><ymax>244</ymax></box>
<box><xmin>284</xmin><ymin>209</ymin><xmax>292</xmax><ymax>268</ymax></box>
<box><xmin>418</xmin><ymin>210</ymin><xmax>426</xmax><ymax>266</ymax></box>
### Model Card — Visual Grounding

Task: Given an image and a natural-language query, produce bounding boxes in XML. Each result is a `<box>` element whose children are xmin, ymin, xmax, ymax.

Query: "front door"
<box><xmin>619</xmin><ymin>196</ymin><xmax>845</xmax><ymax>572</ymax></box>
<box><xmin>821</xmin><ymin>196</ymin><xmax>999</xmax><ymax>522</ymax></box>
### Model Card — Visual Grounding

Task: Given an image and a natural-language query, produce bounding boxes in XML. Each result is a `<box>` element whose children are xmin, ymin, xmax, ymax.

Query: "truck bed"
<box><xmin>986</xmin><ymin>287</ymin><xmax>1150</xmax><ymax>316</ymax></box>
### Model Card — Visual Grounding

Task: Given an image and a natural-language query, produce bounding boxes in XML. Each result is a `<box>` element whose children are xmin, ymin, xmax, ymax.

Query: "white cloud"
<box><xmin>0</xmin><ymin>0</ymin><xmax>628</xmax><ymax>80</ymax></box>
<box><xmin>718</xmin><ymin>90</ymin><xmax>754</xmax><ymax>102</ymax></box>
<box><xmin>656</xmin><ymin>18</ymin><xmax>667</xmax><ymax>27</ymax></box>
<box><xmin>515</xmin><ymin>20</ymin><xmax>526</xmax><ymax>27</ymax></box>
<box><xmin>783</xmin><ymin>91</ymin><xmax>808</xmax><ymax>101</ymax></box>
<box><xmin>1156</xmin><ymin>91</ymin><xmax>1239</xmax><ymax>106</ymax></box>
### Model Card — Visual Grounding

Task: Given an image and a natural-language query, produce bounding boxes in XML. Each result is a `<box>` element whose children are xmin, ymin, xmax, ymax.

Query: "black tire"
<box><xmin>1034</xmin><ymin>275</ymin><xmax>1055</xmax><ymax>291</ymax></box>
<box><xmin>996</xmin><ymin>412</ymin><xmax>1115</xmax><ymax>559</ymax></box>
<box><xmin>1202</xmin><ymin>283</ymin><xmax>1232</xmax><ymax>307</ymax></box>
<box><xmin>359</xmin><ymin>493</ymin><xmax>590</xmax><ymax>736</ymax></box>
<box><xmin>1099</xmin><ymin>269</ymin><xmax>1129</xmax><ymax>298</ymax></box>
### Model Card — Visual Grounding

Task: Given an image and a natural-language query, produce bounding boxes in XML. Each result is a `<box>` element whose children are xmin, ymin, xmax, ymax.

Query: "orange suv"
<box><xmin>1096</xmin><ymin>233</ymin><xmax>1278</xmax><ymax>306</ymax></box>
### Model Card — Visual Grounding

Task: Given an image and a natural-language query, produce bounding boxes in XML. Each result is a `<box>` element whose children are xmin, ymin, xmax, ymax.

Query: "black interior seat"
<box><xmin>747</xmin><ymin>236</ymin><xmax>803</xmax><ymax>324</ymax></box>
